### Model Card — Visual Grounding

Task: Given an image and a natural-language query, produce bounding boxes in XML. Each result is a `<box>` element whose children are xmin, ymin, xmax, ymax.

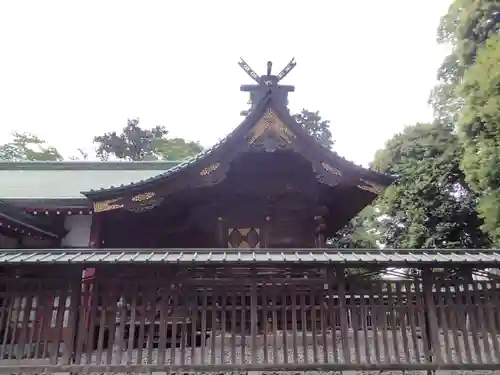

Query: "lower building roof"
<box><xmin>0</xmin><ymin>161</ymin><xmax>179</xmax><ymax>199</ymax></box>
<box><xmin>0</xmin><ymin>201</ymin><xmax>60</xmax><ymax>238</ymax></box>
<box><xmin>0</xmin><ymin>248</ymin><xmax>498</xmax><ymax>265</ymax></box>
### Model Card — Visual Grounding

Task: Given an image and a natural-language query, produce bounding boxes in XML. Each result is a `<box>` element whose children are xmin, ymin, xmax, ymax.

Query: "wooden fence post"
<box><xmin>422</xmin><ymin>268</ymin><xmax>442</xmax><ymax>369</ymax></box>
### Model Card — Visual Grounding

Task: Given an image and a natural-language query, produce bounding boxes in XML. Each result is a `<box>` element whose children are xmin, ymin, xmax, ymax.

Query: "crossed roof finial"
<box><xmin>238</xmin><ymin>57</ymin><xmax>296</xmax><ymax>85</ymax></box>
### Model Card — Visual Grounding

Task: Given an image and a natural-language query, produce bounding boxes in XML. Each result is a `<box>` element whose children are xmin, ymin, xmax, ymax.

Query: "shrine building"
<box><xmin>0</xmin><ymin>59</ymin><xmax>392</xmax><ymax>252</ymax></box>
<box><xmin>0</xmin><ymin>59</ymin><xmax>499</xmax><ymax>374</ymax></box>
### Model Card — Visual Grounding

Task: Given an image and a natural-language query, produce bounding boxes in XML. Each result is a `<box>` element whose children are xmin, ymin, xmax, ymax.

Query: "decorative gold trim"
<box><xmin>93</xmin><ymin>198</ymin><xmax>124</xmax><ymax>213</ymax></box>
<box><xmin>247</xmin><ymin>109</ymin><xmax>295</xmax><ymax>145</ymax></box>
<box><xmin>357</xmin><ymin>179</ymin><xmax>384</xmax><ymax>194</ymax></box>
<box><xmin>132</xmin><ymin>191</ymin><xmax>156</xmax><ymax>202</ymax></box>
<box><xmin>200</xmin><ymin>163</ymin><xmax>220</xmax><ymax>176</ymax></box>
<box><xmin>127</xmin><ymin>197</ymin><xmax>164</xmax><ymax>213</ymax></box>
<box><xmin>321</xmin><ymin>162</ymin><xmax>342</xmax><ymax>176</ymax></box>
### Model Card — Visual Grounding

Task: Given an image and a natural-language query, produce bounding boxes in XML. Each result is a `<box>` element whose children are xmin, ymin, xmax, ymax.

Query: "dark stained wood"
<box><xmin>0</xmin><ymin>264</ymin><xmax>500</xmax><ymax>373</ymax></box>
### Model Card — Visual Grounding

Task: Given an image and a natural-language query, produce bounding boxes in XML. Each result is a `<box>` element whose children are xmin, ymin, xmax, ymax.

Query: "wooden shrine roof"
<box><xmin>0</xmin><ymin>248</ymin><xmax>498</xmax><ymax>266</ymax></box>
<box><xmin>82</xmin><ymin>85</ymin><xmax>394</xmax><ymax>215</ymax></box>
<box><xmin>0</xmin><ymin>200</ymin><xmax>60</xmax><ymax>239</ymax></box>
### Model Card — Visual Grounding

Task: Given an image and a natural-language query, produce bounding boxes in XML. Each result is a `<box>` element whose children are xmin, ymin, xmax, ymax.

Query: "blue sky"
<box><xmin>0</xmin><ymin>0</ymin><xmax>451</xmax><ymax>166</ymax></box>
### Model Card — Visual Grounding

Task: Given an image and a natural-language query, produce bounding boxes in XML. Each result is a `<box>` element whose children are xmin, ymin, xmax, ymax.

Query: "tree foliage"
<box><xmin>294</xmin><ymin>109</ymin><xmax>334</xmax><ymax>149</ymax></box>
<box><xmin>459</xmin><ymin>34</ymin><xmax>500</xmax><ymax>243</ymax></box>
<box><xmin>430</xmin><ymin>0</ymin><xmax>499</xmax><ymax>126</ymax></box>
<box><xmin>94</xmin><ymin>119</ymin><xmax>203</xmax><ymax>161</ymax></box>
<box><xmin>0</xmin><ymin>132</ymin><xmax>63</xmax><ymax>161</ymax></box>
<box><xmin>372</xmin><ymin>123</ymin><xmax>490</xmax><ymax>249</ymax></box>
<box><xmin>329</xmin><ymin>207</ymin><xmax>379</xmax><ymax>249</ymax></box>
<box><xmin>430</xmin><ymin>0</ymin><xmax>500</xmax><ymax>244</ymax></box>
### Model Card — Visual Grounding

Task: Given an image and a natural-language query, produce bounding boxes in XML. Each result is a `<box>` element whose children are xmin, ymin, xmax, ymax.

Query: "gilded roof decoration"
<box><xmin>127</xmin><ymin>197</ymin><xmax>164</xmax><ymax>213</ymax></box>
<box><xmin>93</xmin><ymin>198</ymin><xmax>124</xmax><ymax>213</ymax></box>
<box><xmin>247</xmin><ymin>109</ymin><xmax>295</xmax><ymax>146</ymax></box>
<box><xmin>357</xmin><ymin>179</ymin><xmax>384</xmax><ymax>195</ymax></box>
<box><xmin>132</xmin><ymin>191</ymin><xmax>155</xmax><ymax>202</ymax></box>
<box><xmin>200</xmin><ymin>163</ymin><xmax>220</xmax><ymax>176</ymax></box>
<box><xmin>321</xmin><ymin>162</ymin><xmax>342</xmax><ymax>176</ymax></box>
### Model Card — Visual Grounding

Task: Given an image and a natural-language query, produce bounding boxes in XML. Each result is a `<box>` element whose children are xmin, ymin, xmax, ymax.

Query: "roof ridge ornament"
<box><xmin>238</xmin><ymin>58</ymin><xmax>296</xmax><ymax>116</ymax></box>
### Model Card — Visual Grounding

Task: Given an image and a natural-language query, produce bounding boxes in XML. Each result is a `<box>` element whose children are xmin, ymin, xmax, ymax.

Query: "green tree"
<box><xmin>431</xmin><ymin>0</ymin><xmax>500</xmax><ymax>243</ymax></box>
<box><xmin>94</xmin><ymin>119</ymin><xmax>203</xmax><ymax>161</ymax></box>
<box><xmin>371</xmin><ymin>122</ymin><xmax>490</xmax><ymax>249</ymax></box>
<box><xmin>0</xmin><ymin>132</ymin><xmax>63</xmax><ymax>161</ymax></box>
<box><xmin>430</xmin><ymin>0</ymin><xmax>499</xmax><ymax>126</ymax></box>
<box><xmin>459</xmin><ymin>34</ymin><xmax>500</xmax><ymax>243</ymax></box>
<box><xmin>294</xmin><ymin>109</ymin><xmax>334</xmax><ymax>149</ymax></box>
<box><xmin>153</xmin><ymin>137</ymin><xmax>204</xmax><ymax>161</ymax></box>
<box><xmin>329</xmin><ymin>207</ymin><xmax>379</xmax><ymax>249</ymax></box>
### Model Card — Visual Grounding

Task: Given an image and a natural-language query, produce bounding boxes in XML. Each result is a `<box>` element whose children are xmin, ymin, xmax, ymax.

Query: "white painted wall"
<box><xmin>61</xmin><ymin>215</ymin><xmax>92</xmax><ymax>248</ymax></box>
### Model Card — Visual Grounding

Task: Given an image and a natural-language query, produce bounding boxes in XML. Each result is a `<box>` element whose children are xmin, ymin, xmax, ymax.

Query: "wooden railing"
<box><xmin>0</xmin><ymin>264</ymin><xmax>499</xmax><ymax>373</ymax></box>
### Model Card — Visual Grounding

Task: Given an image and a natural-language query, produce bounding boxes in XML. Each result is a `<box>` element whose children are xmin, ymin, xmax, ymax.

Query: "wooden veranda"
<box><xmin>0</xmin><ymin>249</ymin><xmax>500</xmax><ymax>374</ymax></box>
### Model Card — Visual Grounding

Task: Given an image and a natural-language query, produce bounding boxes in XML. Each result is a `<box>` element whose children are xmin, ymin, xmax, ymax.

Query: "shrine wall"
<box><xmin>0</xmin><ymin>232</ymin><xmax>19</xmax><ymax>248</ymax></box>
<box><xmin>61</xmin><ymin>215</ymin><xmax>92</xmax><ymax>248</ymax></box>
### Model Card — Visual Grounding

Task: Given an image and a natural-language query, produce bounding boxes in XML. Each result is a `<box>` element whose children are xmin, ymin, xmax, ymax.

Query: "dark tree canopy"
<box><xmin>371</xmin><ymin>122</ymin><xmax>490</xmax><ymax>249</ymax></box>
<box><xmin>94</xmin><ymin>119</ymin><xmax>203</xmax><ymax>161</ymax></box>
<box><xmin>294</xmin><ymin>109</ymin><xmax>334</xmax><ymax>149</ymax></box>
<box><xmin>430</xmin><ymin>0</ymin><xmax>500</xmax><ymax>244</ymax></box>
<box><xmin>0</xmin><ymin>133</ymin><xmax>63</xmax><ymax>161</ymax></box>
<box><xmin>329</xmin><ymin>207</ymin><xmax>379</xmax><ymax>249</ymax></box>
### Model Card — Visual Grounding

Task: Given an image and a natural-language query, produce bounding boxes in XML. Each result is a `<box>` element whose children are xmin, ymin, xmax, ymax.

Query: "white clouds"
<box><xmin>0</xmin><ymin>0</ymin><xmax>452</xmax><ymax>165</ymax></box>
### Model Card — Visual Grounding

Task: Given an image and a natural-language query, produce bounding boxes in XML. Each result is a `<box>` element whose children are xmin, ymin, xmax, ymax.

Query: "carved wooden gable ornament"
<box><xmin>247</xmin><ymin>109</ymin><xmax>296</xmax><ymax>152</ymax></box>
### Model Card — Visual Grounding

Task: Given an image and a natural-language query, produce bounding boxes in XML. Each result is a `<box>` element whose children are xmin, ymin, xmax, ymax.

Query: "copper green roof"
<box><xmin>0</xmin><ymin>161</ymin><xmax>179</xmax><ymax>200</ymax></box>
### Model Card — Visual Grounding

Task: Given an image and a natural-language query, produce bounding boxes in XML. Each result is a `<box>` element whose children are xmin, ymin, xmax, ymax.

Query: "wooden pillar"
<box><xmin>217</xmin><ymin>216</ymin><xmax>225</xmax><ymax>248</ymax></box>
<box><xmin>314</xmin><ymin>206</ymin><xmax>328</xmax><ymax>248</ymax></box>
<box><xmin>422</xmin><ymin>268</ymin><xmax>442</xmax><ymax>367</ymax></box>
<box><xmin>62</xmin><ymin>277</ymin><xmax>82</xmax><ymax>365</ymax></box>
<box><xmin>250</xmin><ymin>280</ymin><xmax>258</xmax><ymax>364</ymax></box>
<box><xmin>83</xmin><ymin>213</ymin><xmax>101</xmax><ymax>335</ymax></box>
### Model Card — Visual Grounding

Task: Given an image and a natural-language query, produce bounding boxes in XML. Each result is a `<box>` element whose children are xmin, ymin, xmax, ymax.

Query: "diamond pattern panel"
<box><xmin>227</xmin><ymin>228</ymin><xmax>260</xmax><ymax>248</ymax></box>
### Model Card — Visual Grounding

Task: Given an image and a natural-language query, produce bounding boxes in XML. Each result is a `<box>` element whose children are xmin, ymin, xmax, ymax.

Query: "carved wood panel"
<box><xmin>227</xmin><ymin>227</ymin><xmax>261</xmax><ymax>248</ymax></box>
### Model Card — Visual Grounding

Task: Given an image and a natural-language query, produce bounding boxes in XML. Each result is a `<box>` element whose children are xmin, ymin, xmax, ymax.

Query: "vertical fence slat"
<box><xmin>395</xmin><ymin>282</ymin><xmax>410</xmax><ymax>363</ymax></box>
<box><xmin>191</xmin><ymin>288</ymin><xmax>199</xmax><ymax>365</ymax></box>
<box><xmin>320</xmin><ymin>282</ymin><xmax>328</xmax><ymax>363</ymax></box>
<box><xmin>169</xmin><ymin>292</ymin><xmax>178</xmax><ymax>365</ymax></box>
<box><xmin>338</xmin><ymin>270</ymin><xmax>350</xmax><ymax>364</ymax></box>
<box><xmin>423</xmin><ymin>270</ymin><xmax>443</xmax><ymax>365</ymax></box>
<box><xmin>230</xmin><ymin>288</ymin><xmax>237</xmax><ymax>365</ymax></box>
<box><xmin>210</xmin><ymin>287</ymin><xmax>217</xmax><ymax>365</ymax></box>
<box><xmin>291</xmin><ymin>285</ymin><xmax>298</xmax><ymax>363</ymax></box>
<box><xmin>300</xmin><ymin>292</ymin><xmax>308</xmax><ymax>364</ymax></box>
<box><xmin>436</xmin><ymin>279</ymin><xmax>452</xmax><ymax>364</ymax></box>
<box><xmin>200</xmin><ymin>290</ymin><xmax>207</xmax><ymax>365</ymax></box>
<box><xmin>281</xmin><ymin>285</ymin><xmax>288</xmax><ymax>364</ymax></box>
<box><xmin>414</xmin><ymin>279</ymin><xmax>431</xmax><ymax>364</ymax></box>
<box><xmin>483</xmin><ymin>281</ymin><xmax>500</xmax><ymax>362</ymax></box>
<box><xmin>444</xmin><ymin>280</ymin><xmax>463</xmax><ymax>364</ymax></box>
<box><xmin>311</xmin><ymin>292</ymin><xmax>319</xmax><ymax>364</ymax></box>
<box><xmin>271</xmin><ymin>284</ymin><xmax>278</xmax><ymax>364</ymax></box>
<box><xmin>359</xmin><ymin>284</ymin><xmax>370</xmax><ymax>365</ymax></box>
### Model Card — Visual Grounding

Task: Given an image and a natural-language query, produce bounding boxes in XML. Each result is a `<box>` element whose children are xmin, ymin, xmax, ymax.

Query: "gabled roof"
<box><xmin>83</xmin><ymin>90</ymin><xmax>394</xmax><ymax>213</ymax></box>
